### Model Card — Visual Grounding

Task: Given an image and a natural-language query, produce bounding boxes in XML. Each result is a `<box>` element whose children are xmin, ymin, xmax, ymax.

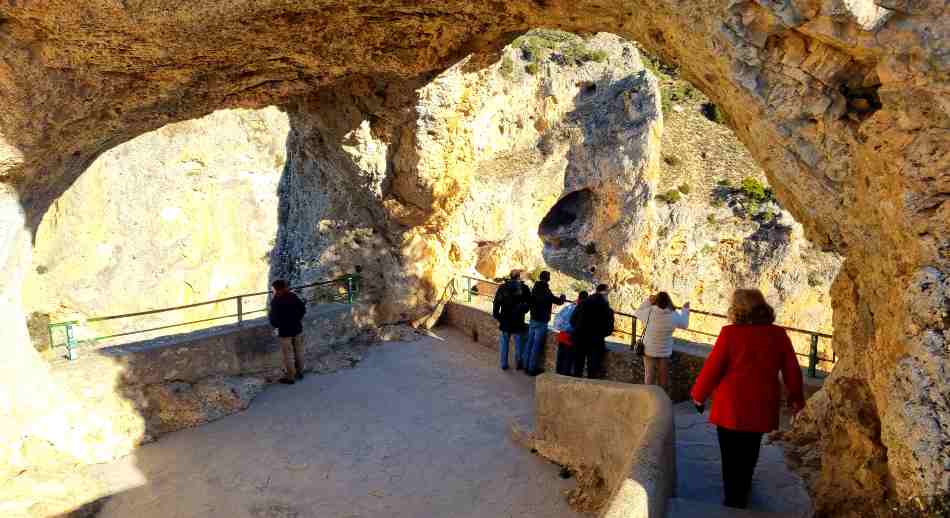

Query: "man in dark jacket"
<box><xmin>526</xmin><ymin>271</ymin><xmax>566</xmax><ymax>375</ymax></box>
<box><xmin>570</xmin><ymin>283</ymin><xmax>615</xmax><ymax>379</ymax></box>
<box><xmin>492</xmin><ymin>269</ymin><xmax>531</xmax><ymax>370</ymax></box>
<box><xmin>268</xmin><ymin>279</ymin><xmax>307</xmax><ymax>384</ymax></box>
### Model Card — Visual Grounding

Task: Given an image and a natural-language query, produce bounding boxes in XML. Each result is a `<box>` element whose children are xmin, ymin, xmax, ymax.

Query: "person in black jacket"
<box><xmin>268</xmin><ymin>279</ymin><xmax>307</xmax><ymax>384</ymax></box>
<box><xmin>492</xmin><ymin>270</ymin><xmax>532</xmax><ymax>371</ymax></box>
<box><xmin>569</xmin><ymin>283</ymin><xmax>615</xmax><ymax>379</ymax></box>
<box><xmin>526</xmin><ymin>271</ymin><xmax>566</xmax><ymax>376</ymax></box>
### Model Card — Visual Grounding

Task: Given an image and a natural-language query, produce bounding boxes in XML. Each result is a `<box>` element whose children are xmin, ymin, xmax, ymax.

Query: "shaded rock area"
<box><xmin>0</xmin><ymin>1</ymin><xmax>946</xmax><ymax>515</ymax></box>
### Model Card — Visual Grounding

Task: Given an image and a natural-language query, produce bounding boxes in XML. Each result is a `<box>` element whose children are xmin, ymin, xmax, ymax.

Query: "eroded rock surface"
<box><xmin>0</xmin><ymin>0</ymin><xmax>946</xmax><ymax>514</ymax></box>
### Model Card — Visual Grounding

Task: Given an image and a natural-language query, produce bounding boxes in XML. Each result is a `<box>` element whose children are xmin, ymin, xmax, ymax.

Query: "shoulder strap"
<box><xmin>641</xmin><ymin>307</ymin><xmax>653</xmax><ymax>335</ymax></box>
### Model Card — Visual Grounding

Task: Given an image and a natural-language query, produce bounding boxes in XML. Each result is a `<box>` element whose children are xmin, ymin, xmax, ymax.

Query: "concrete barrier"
<box><xmin>533</xmin><ymin>374</ymin><xmax>676</xmax><ymax>518</ymax></box>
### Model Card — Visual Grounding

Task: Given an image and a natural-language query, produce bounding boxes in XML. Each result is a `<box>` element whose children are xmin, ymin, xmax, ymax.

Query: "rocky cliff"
<box><xmin>0</xmin><ymin>1</ymin><xmax>946</xmax><ymax>515</ymax></box>
<box><xmin>275</xmin><ymin>32</ymin><xmax>839</xmax><ymax>357</ymax></box>
<box><xmin>23</xmin><ymin>108</ymin><xmax>287</xmax><ymax>349</ymax></box>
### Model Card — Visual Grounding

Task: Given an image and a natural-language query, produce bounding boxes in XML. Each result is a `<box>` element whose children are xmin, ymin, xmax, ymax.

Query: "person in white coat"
<box><xmin>634</xmin><ymin>291</ymin><xmax>690</xmax><ymax>389</ymax></box>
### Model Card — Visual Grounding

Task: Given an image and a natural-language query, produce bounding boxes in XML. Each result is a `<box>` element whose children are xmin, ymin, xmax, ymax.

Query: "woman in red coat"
<box><xmin>690</xmin><ymin>289</ymin><xmax>805</xmax><ymax>509</ymax></box>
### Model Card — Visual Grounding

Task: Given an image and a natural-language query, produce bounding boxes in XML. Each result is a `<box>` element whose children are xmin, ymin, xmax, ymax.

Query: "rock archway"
<box><xmin>0</xmin><ymin>1</ymin><xmax>945</xmax><ymax>515</ymax></box>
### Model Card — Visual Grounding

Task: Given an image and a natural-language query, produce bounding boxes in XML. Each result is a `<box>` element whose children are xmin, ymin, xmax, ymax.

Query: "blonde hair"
<box><xmin>727</xmin><ymin>289</ymin><xmax>776</xmax><ymax>325</ymax></box>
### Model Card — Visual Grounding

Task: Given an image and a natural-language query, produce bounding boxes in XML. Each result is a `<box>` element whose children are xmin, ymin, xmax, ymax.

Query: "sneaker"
<box><xmin>515</xmin><ymin>364</ymin><xmax>524</xmax><ymax>371</ymax></box>
<box><xmin>279</xmin><ymin>378</ymin><xmax>295</xmax><ymax>385</ymax></box>
<box><xmin>501</xmin><ymin>366</ymin><xmax>509</xmax><ymax>371</ymax></box>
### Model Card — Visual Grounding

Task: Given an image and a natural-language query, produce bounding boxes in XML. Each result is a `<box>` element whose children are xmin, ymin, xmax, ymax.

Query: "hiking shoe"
<box><xmin>279</xmin><ymin>378</ymin><xmax>295</xmax><ymax>385</ymax></box>
<box><xmin>501</xmin><ymin>366</ymin><xmax>509</xmax><ymax>371</ymax></box>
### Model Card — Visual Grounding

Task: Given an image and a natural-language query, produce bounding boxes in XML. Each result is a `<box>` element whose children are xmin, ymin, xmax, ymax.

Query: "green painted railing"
<box><xmin>456</xmin><ymin>274</ymin><xmax>835</xmax><ymax>377</ymax></box>
<box><xmin>47</xmin><ymin>274</ymin><xmax>361</xmax><ymax>360</ymax></box>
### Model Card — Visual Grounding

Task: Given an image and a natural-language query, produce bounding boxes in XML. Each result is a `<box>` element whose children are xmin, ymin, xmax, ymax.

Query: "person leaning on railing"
<box><xmin>689</xmin><ymin>288</ymin><xmax>805</xmax><ymax>509</ymax></box>
<box><xmin>633</xmin><ymin>291</ymin><xmax>690</xmax><ymax>390</ymax></box>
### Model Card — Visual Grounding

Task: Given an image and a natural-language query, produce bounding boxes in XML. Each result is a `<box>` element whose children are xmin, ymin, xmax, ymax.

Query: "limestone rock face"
<box><xmin>0</xmin><ymin>0</ymin><xmax>946</xmax><ymax>514</ymax></box>
<box><xmin>23</xmin><ymin>108</ymin><xmax>287</xmax><ymax>348</ymax></box>
<box><xmin>276</xmin><ymin>32</ymin><xmax>838</xmax><ymax>360</ymax></box>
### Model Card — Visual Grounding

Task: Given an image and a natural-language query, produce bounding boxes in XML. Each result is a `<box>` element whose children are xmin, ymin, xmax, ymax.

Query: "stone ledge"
<box><xmin>528</xmin><ymin>374</ymin><xmax>676</xmax><ymax>518</ymax></box>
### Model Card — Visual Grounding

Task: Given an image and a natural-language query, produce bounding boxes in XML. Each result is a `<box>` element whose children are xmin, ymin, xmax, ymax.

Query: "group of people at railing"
<box><xmin>490</xmin><ymin>268</ymin><xmax>806</xmax><ymax>509</ymax></box>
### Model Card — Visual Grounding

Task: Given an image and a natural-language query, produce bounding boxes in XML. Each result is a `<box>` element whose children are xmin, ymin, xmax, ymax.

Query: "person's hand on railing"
<box><xmin>789</xmin><ymin>400</ymin><xmax>804</xmax><ymax>416</ymax></box>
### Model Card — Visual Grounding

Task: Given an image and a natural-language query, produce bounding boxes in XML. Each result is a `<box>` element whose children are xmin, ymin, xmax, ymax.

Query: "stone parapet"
<box><xmin>531</xmin><ymin>374</ymin><xmax>676</xmax><ymax>518</ymax></box>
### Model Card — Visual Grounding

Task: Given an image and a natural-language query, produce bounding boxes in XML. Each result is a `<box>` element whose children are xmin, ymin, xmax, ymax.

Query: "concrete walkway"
<box><xmin>673</xmin><ymin>402</ymin><xmax>813</xmax><ymax>517</ymax></box>
<box><xmin>86</xmin><ymin>328</ymin><xmax>581</xmax><ymax>518</ymax></box>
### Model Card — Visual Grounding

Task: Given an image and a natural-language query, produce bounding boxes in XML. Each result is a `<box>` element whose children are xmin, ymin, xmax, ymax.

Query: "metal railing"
<box><xmin>456</xmin><ymin>274</ymin><xmax>835</xmax><ymax>377</ymax></box>
<box><xmin>48</xmin><ymin>274</ymin><xmax>361</xmax><ymax>360</ymax></box>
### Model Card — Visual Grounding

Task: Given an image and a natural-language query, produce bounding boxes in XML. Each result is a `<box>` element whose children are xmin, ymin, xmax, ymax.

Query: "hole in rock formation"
<box><xmin>538</xmin><ymin>189</ymin><xmax>593</xmax><ymax>241</ymax></box>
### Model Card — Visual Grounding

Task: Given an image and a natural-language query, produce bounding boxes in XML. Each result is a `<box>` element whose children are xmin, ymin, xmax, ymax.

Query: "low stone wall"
<box><xmin>442</xmin><ymin>301</ymin><xmax>822</xmax><ymax>403</ymax></box>
<box><xmin>49</xmin><ymin>304</ymin><xmax>368</xmax><ymax>456</ymax></box>
<box><xmin>532</xmin><ymin>374</ymin><xmax>675</xmax><ymax>518</ymax></box>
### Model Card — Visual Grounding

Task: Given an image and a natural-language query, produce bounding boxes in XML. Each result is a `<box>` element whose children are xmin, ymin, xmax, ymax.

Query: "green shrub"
<box><xmin>716</xmin><ymin>178</ymin><xmax>732</xmax><ymax>188</ymax></box>
<box><xmin>706</xmin><ymin>214</ymin><xmax>717</xmax><ymax>224</ymax></box>
<box><xmin>663</xmin><ymin>154</ymin><xmax>681</xmax><ymax>166</ymax></box>
<box><xmin>589</xmin><ymin>50</ymin><xmax>608</xmax><ymax>63</ymax></box>
<box><xmin>677</xmin><ymin>183</ymin><xmax>691</xmax><ymax>195</ymax></box>
<box><xmin>655</xmin><ymin>189</ymin><xmax>682</xmax><ymax>204</ymax></box>
<box><xmin>525</xmin><ymin>63</ymin><xmax>539</xmax><ymax>75</ymax></box>
<box><xmin>740</xmin><ymin>177</ymin><xmax>770</xmax><ymax>203</ymax></box>
<box><xmin>500</xmin><ymin>56</ymin><xmax>514</xmax><ymax>78</ymax></box>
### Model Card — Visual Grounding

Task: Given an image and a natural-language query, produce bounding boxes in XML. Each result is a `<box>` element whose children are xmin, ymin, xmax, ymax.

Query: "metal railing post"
<box><xmin>629</xmin><ymin>316</ymin><xmax>638</xmax><ymax>350</ymax></box>
<box><xmin>808</xmin><ymin>333</ymin><xmax>819</xmax><ymax>378</ymax></box>
<box><xmin>467</xmin><ymin>277</ymin><xmax>473</xmax><ymax>303</ymax></box>
<box><xmin>236</xmin><ymin>296</ymin><xmax>243</xmax><ymax>325</ymax></box>
<box><xmin>346</xmin><ymin>275</ymin><xmax>355</xmax><ymax>304</ymax></box>
<box><xmin>65</xmin><ymin>322</ymin><xmax>78</xmax><ymax>361</ymax></box>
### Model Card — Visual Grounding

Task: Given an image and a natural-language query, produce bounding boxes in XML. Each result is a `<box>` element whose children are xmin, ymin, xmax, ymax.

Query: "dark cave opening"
<box><xmin>538</xmin><ymin>189</ymin><xmax>593</xmax><ymax>238</ymax></box>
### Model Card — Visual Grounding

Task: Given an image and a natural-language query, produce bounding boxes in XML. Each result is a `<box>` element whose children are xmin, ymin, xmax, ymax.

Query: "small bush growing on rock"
<box><xmin>706</xmin><ymin>214</ymin><xmax>717</xmax><ymax>224</ymax></box>
<box><xmin>677</xmin><ymin>183</ymin><xmax>691</xmax><ymax>195</ymax></box>
<box><xmin>662</xmin><ymin>154</ymin><xmax>681</xmax><ymax>166</ymax></box>
<box><xmin>525</xmin><ymin>63</ymin><xmax>539</xmax><ymax>75</ymax></box>
<box><xmin>740</xmin><ymin>177</ymin><xmax>770</xmax><ymax>203</ymax></box>
<box><xmin>655</xmin><ymin>190</ymin><xmax>682</xmax><ymax>204</ymax></box>
<box><xmin>500</xmin><ymin>56</ymin><xmax>514</xmax><ymax>78</ymax></box>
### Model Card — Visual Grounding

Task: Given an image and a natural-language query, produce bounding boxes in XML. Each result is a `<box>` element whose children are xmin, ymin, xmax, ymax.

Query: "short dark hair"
<box><xmin>654</xmin><ymin>291</ymin><xmax>673</xmax><ymax>310</ymax></box>
<box><xmin>578</xmin><ymin>291</ymin><xmax>589</xmax><ymax>300</ymax></box>
<box><xmin>509</xmin><ymin>269</ymin><xmax>521</xmax><ymax>280</ymax></box>
<box><xmin>272</xmin><ymin>279</ymin><xmax>288</xmax><ymax>290</ymax></box>
<box><xmin>596</xmin><ymin>284</ymin><xmax>609</xmax><ymax>293</ymax></box>
<box><xmin>539</xmin><ymin>271</ymin><xmax>551</xmax><ymax>281</ymax></box>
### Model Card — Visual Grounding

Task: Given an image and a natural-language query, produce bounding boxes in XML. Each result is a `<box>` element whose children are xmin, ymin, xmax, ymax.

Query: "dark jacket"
<box><xmin>269</xmin><ymin>292</ymin><xmax>306</xmax><ymax>337</ymax></box>
<box><xmin>570</xmin><ymin>293</ymin><xmax>615</xmax><ymax>345</ymax></box>
<box><xmin>492</xmin><ymin>280</ymin><xmax>531</xmax><ymax>333</ymax></box>
<box><xmin>529</xmin><ymin>280</ymin><xmax>564</xmax><ymax>323</ymax></box>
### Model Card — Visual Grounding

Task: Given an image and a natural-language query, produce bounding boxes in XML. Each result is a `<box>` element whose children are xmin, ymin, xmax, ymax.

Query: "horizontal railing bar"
<box><xmin>80</xmin><ymin>278</ymin><xmax>349</xmax><ymax>324</ymax></box>
<box><xmin>94</xmin><ymin>314</ymin><xmax>240</xmax><ymax>341</ymax></box>
<box><xmin>458</xmin><ymin>274</ymin><xmax>834</xmax><ymax>342</ymax></box>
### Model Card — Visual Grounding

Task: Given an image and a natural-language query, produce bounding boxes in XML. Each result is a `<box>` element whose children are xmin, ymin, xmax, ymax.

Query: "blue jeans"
<box><xmin>527</xmin><ymin>320</ymin><xmax>549</xmax><ymax>373</ymax></box>
<box><xmin>499</xmin><ymin>331</ymin><xmax>527</xmax><ymax>369</ymax></box>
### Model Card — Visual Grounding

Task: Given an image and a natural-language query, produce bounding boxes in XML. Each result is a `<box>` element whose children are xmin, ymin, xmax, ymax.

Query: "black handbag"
<box><xmin>635</xmin><ymin>307</ymin><xmax>652</xmax><ymax>356</ymax></box>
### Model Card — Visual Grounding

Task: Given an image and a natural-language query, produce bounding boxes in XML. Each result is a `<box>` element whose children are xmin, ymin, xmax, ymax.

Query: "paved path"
<box><xmin>88</xmin><ymin>329</ymin><xmax>580</xmax><ymax>518</ymax></box>
<box><xmin>674</xmin><ymin>402</ymin><xmax>812</xmax><ymax>517</ymax></box>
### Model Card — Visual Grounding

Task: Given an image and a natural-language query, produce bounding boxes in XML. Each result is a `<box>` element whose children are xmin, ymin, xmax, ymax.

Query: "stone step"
<box><xmin>665</xmin><ymin>498</ymin><xmax>806</xmax><ymax>518</ymax></box>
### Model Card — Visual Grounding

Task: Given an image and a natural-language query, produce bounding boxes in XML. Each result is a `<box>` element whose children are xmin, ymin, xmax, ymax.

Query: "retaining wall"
<box><xmin>48</xmin><ymin>304</ymin><xmax>368</xmax><ymax>459</ymax></box>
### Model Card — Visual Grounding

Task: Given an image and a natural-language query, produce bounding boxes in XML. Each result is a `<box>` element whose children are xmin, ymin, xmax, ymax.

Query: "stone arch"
<box><xmin>0</xmin><ymin>1</ymin><xmax>945</xmax><ymax>515</ymax></box>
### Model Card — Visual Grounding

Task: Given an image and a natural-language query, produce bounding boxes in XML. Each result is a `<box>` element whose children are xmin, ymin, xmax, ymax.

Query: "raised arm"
<box><xmin>690</xmin><ymin>326</ymin><xmax>731</xmax><ymax>403</ymax></box>
<box><xmin>672</xmin><ymin>302</ymin><xmax>690</xmax><ymax>329</ymax></box>
<box><xmin>779</xmin><ymin>330</ymin><xmax>806</xmax><ymax>413</ymax></box>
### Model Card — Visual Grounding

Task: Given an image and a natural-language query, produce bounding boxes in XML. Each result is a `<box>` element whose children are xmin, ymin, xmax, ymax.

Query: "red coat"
<box><xmin>690</xmin><ymin>324</ymin><xmax>805</xmax><ymax>433</ymax></box>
